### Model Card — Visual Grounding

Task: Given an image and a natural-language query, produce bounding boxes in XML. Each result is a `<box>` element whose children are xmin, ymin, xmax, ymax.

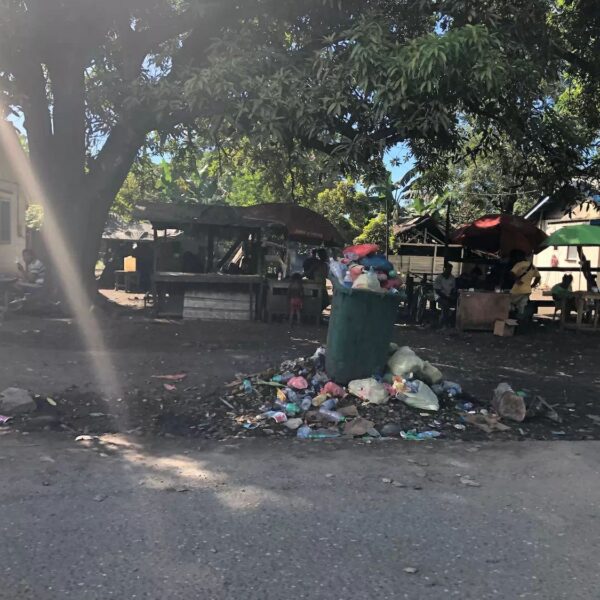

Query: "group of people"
<box><xmin>431</xmin><ymin>251</ymin><xmax>546</xmax><ymax>327</ymax></box>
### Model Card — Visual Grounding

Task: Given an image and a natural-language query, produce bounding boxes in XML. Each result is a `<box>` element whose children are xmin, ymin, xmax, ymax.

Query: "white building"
<box><xmin>0</xmin><ymin>126</ymin><xmax>28</xmax><ymax>275</ymax></box>
<box><xmin>527</xmin><ymin>194</ymin><xmax>600</xmax><ymax>291</ymax></box>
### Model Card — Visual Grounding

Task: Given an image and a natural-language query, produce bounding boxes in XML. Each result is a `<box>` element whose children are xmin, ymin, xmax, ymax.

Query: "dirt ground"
<box><xmin>1</xmin><ymin>301</ymin><xmax>599</xmax><ymax>441</ymax></box>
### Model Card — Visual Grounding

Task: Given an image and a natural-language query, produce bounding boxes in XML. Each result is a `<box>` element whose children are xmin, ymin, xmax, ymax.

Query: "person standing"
<box><xmin>302</xmin><ymin>249</ymin><xmax>320</xmax><ymax>280</ymax></box>
<box><xmin>509</xmin><ymin>252</ymin><xmax>541</xmax><ymax>317</ymax></box>
<box><xmin>434</xmin><ymin>262</ymin><xmax>456</xmax><ymax>327</ymax></box>
<box><xmin>287</xmin><ymin>272</ymin><xmax>304</xmax><ymax>326</ymax></box>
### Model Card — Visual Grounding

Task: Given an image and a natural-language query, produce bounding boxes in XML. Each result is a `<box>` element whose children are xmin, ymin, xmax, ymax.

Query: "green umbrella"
<box><xmin>542</xmin><ymin>224</ymin><xmax>600</xmax><ymax>247</ymax></box>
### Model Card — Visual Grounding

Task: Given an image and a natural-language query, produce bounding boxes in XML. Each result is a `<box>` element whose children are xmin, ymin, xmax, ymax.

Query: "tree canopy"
<box><xmin>0</xmin><ymin>0</ymin><xmax>599</xmax><ymax>284</ymax></box>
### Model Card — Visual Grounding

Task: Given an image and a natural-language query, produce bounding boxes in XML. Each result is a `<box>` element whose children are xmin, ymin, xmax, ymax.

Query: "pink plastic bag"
<box><xmin>287</xmin><ymin>376</ymin><xmax>309</xmax><ymax>390</ymax></box>
<box><xmin>323</xmin><ymin>381</ymin><xmax>346</xmax><ymax>398</ymax></box>
<box><xmin>343</xmin><ymin>244</ymin><xmax>379</xmax><ymax>261</ymax></box>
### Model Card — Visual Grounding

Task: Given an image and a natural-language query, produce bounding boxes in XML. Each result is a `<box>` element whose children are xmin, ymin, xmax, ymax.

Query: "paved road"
<box><xmin>1</xmin><ymin>432</ymin><xmax>599</xmax><ymax>599</ymax></box>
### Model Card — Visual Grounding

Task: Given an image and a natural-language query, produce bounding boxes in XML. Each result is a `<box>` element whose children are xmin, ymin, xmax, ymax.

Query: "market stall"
<box><xmin>134</xmin><ymin>203</ymin><xmax>272</xmax><ymax>319</ymax></box>
<box><xmin>243</xmin><ymin>203</ymin><xmax>344</xmax><ymax>322</ymax></box>
<box><xmin>134</xmin><ymin>202</ymin><xmax>344</xmax><ymax>321</ymax></box>
<box><xmin>450</xmin><ymin>214</ymin><xmax>548</xmax><ymax>329</ymax></box>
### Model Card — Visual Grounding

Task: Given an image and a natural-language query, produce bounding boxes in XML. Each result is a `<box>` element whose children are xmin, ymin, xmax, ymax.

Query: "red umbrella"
<box><xmin>451</xmin><ymin>214</ymin><xmax>547</xmax><ymax>256</ymax></box>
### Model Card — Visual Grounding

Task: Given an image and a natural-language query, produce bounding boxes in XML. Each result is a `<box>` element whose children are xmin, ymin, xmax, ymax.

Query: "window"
<box><xmin>566</xmin><ymin>245</ymin><xmax>578</xmax><ymax>261</ymax></box>
<box><xmin>0</xmin><ymin>200</ymin><xmax>10</xmax><ymax>243</ymax></box>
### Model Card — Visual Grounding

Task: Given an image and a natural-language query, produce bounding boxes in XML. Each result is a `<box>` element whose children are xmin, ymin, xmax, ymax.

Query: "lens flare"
<box><xmin>0</xmin><ymin>112</ymin><xmax>121</xmax><ymax>401</ymax></box>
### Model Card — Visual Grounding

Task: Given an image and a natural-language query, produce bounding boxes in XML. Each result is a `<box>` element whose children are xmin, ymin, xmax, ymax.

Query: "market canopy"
<box><xmin>541</xmin><ymin>224</ymin><xmax>600</xmax><ymax>247</ymax></box>
<box><xmin>451</xmin><ymin>214</ymin><xmax>547</xmax><ymax>256</ymax></box>
<box><xmin>133</xmin><ymin>202</ymin><xmax>273</xmax><ymax>230</ymax></box>
<box><xmin>242</xmin><ymin>203</ymin><xmax>345</xmax><ymax>246</ymax></box>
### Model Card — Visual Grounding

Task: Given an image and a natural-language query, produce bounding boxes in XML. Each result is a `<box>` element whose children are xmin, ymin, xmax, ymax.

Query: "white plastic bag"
<box><xmin>401</xmin><ymin>380</ymin><xmax>439</xmax><ymax>411</ymax></box>
<box><xmin>420</xmin><ymin>361</ymin><xmax>443</xmax><ymax>385</ymax></box>
<box><xmin>388</xmin><ymin>347</ymin><xmax>424</xmax><ymax>377</ymax></box>
<box><xmin>348</xmin><ymin>378</ymin><xmax>389</xmax><ymax>405</ymax></box>
<box><xmin>352</xmin><ymin>269</ymin><xmax>383</xmax><ymax>293</ymax></box>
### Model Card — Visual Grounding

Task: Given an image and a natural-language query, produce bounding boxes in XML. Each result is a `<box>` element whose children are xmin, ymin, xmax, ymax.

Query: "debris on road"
<box><xmin>460</xmin><ymin>476</ymin><xmax>481</xmax><ymax>488</ymax></box>
<box><xmin>0</xmin><ymin>387</ymin><xmax>36</xmax><ymax>416</ymax></box>
<box><xmin>152</xmin><ymin>373</ymin><xmax>188</xmax><ymax>382</ymax></box>
<box><xmin>218</xmin><ymin>344</ymin><xmax>578</xmax><ymax>442</ymax></box>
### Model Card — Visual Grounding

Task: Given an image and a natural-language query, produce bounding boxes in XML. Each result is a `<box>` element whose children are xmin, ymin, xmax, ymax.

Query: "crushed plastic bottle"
<box><xmin>285</xmin><ymin>389</ymin><xmax>300</xmax><ymax>404</ymax></box>
<box><xmin>297</xmin><ymin>425</ymin><xmax>312</xmax><ymax>439</ymax></box>
<box><xmin>319</xmin><ymin>408</ymin><xmax>344</xmax><ymax>423</ymax></box>
<box><xmin>400</xmin><ymin>429</ymin><xmax>441</xmax><ymax>441</ymax></box>
<box><xmin>300</xmin><ymin>396</ymin><xmax>313</xmax><ymax>411</ymax></box>
<box><xmin>320</xmin><ymin>398</ymin><xmax>338</xmax><ymax>411</ymax></box>
<box><xmin>285</xmin><ymin>403</ymin><xmax>300</xmax><ymax>416</ymax></box>
<box><xmin>309</xmin><ymin>429</ymin><xmax>341</xmax><ymax>439</ymax></box>
<box><xmin>311</xmin><ymin>347</ymin><xmax>326</xmax><ymax>371</ymax></box>
<box><xmin>243</xmin><ymin>379</ymin><xmax>253</xmax><ymax>394</ymax></box>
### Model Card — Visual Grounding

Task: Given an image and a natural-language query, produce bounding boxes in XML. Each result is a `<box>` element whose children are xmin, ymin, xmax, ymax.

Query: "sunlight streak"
<box><xmin>0</xmin><ymin>113</ymin><xmax>121</xmax><ymax>400</ymax></box>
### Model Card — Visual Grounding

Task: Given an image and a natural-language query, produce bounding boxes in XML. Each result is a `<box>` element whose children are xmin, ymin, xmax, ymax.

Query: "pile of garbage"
<box><xmin>328</xmin><ymin>243</ymin><xmax>403</xmax><ymax>295</ymax></box>
<box><xmin>224</xmin><ymin>345</ymin><xmax>562</xmax><ymax>441</ymax></box>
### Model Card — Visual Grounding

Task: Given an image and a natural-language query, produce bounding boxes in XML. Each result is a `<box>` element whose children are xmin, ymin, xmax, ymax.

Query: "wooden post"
<box><xmin>577</xmin><ymin>245</ymin><xmax>596</xmax><ymax>291</ymax></box>
<box><xmin>443</xmin><ymin>199</ymin><xmax>451</xmax><ymax>264</ymax></box>
<box><xmin>207</xmin><ymin>228</ymin><xmax>215</xmax><ymax>273</ymax></box>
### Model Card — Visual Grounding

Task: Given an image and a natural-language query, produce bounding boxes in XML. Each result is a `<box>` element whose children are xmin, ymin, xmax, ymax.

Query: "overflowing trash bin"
<box><xmin>325</xmin><ymin>282</ymin><xmax>400</xmax><ymax>384</ymax></box>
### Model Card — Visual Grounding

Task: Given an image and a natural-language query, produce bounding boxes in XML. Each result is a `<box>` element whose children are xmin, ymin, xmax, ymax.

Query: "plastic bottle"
<box><xmin>285</xmin><ymin>402</ymin><xmax>300</xmax><ymax>416</ymax></box>
<box><xmin>319</xmin><ymin>407</ymin><xmax>344</xmax><ymax>423</ymax></box>
<box><xmin>366</xmin><ymin>267</ymin><xmax>381</xmax><ymax>292</ymax></box>
<box><xmin>320</xmin><ymin>398</ymin><xmax>338</xmax><ymax>411</ymax></box>
<box><xmin>300</xmin><ymin>397</ymin><xmax>312</xmax><ymax>411</ymax></box>
<box><xmin>343</xmin><ymin>270</ymin><xmax>353</xmax><ymax>288</ymax></box>
<box><xmin>243</xmin><ymin>379</ymin><xmax>253</xmax><ymax>394</ymax></box>
<box><xmin>297</xmin><ymin>425</ymin><xmax>312</xmax><ymax>439</ymax></box>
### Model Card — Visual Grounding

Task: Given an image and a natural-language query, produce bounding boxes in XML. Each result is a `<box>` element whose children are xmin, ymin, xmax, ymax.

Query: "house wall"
<box><xmin>0</xmin><ymin>140</ymin><xmax>27</xmax><ymax>275</ymax></box>
<box><xmin>535</xmin><ymin>203</ymin><xmax>600</xmax><ymax>291</ymax></box>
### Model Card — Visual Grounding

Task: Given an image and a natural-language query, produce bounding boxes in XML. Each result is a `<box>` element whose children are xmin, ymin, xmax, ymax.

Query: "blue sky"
<box><xmin>384</xmin><ymin>142</ymin><xmax>415</xmax><ymax>184</ymax></box>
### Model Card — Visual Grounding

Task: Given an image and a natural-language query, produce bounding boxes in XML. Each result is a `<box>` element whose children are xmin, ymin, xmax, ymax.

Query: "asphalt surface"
<box><xmin>1</xmin><ymin>431</ymin><xmax>599</xmax><ymax>599</ymax></box>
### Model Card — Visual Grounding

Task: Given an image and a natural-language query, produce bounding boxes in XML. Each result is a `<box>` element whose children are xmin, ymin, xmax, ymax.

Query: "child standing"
<box><xmin>288</xmin><ymin>272</ymin><xmax>304</xmax><ymax>325</ymax></box>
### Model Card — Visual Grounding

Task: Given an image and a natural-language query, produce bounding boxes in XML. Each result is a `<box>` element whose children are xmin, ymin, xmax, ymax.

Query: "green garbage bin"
<box><xmin>326</xmin><ymin>282</ymin><xmax>400</xmax><ymax>384</ymax></box>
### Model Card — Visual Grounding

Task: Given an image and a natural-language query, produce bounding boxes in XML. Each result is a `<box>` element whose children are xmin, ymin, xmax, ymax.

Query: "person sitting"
<box><xmin>434</xmin><ymin>262</ymin><xmax>456</xmax><ymax>327</ymax></box>
<box><xmin>551</xmin><ymin>274</ymin><xmax>575</xmax><ymax>317</ymax></box>
<box><xmin>457</xmin><ymin>266</ymin><xmax>484</xmax><ymax>290</ymax></box>
<box><xmin>288</xmin><ymin>272</ymin><xmax>304</xmax><ymax>326</ymax></box>
<box><xmin>509</xmin><ymin>252</ymin><xmax>541</xmax><ymax>318</ymax></box>
<box><xmin>16</xmin><ymin>249</ymin><xmax>46</xmax><ymax>292</ymax></box>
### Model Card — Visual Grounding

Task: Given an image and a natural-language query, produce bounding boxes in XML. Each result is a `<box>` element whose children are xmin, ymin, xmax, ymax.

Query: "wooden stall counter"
<box><xmin>153</xmin><ymin>272</ymin><xmax>263</xmax><ymax>320</ymax></box>
<box><xmin>456</xmin><ymin>290</ymin><xmax>511</xmax><ymax>332</ymax></box>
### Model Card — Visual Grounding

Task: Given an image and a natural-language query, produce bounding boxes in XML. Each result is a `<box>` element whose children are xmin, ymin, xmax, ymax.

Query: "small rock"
<box><xmin>381</xmin><ymin>477</ymin><xmax>393</xmax><ymax>484</ymax></box>
<box><xmin>325</xmin><ymin>473</ymin><xmax>334</xmax><ymax>478</ymax></box>
<box><xmin>93</xmin><ymin>494</ymin><xmax>107</xmax><ymax>502</ymax></box>
<box><xmin>460</xmin><ymin>476</ymin><xmax>481</xmax><ymax>487</ymax></box>
<box><xmin>338</xmin><ymin>405</ymin><xmax>359</xmax><ymax>418</ymax></box>
<box><xmin>284</xmin><ymin>418</ymin><xmax>303</xmax><ymax>431</ymax></box>
<box><xmin>404</xmin><ymin>567</ymin><xmax>418</xmax><ymax>574</ymax></box>
<box><xmin>381</xmin><ymin>423</ymin><xmax>403</xmax><ymax>437</ymax></box>
<box><xmin>0</xmin><ymin>388</ymin><xmax>36</xmax><ymax>416</ymax></box>
<box><xmin>344</xmin><ymin>417</ymin><xmax>375</xmax><ymax>437</ymax></box>
<box><xmin>392</xmin><ymin>481</ymin><xmax>406</xmax><ymax>488</ymax></box>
